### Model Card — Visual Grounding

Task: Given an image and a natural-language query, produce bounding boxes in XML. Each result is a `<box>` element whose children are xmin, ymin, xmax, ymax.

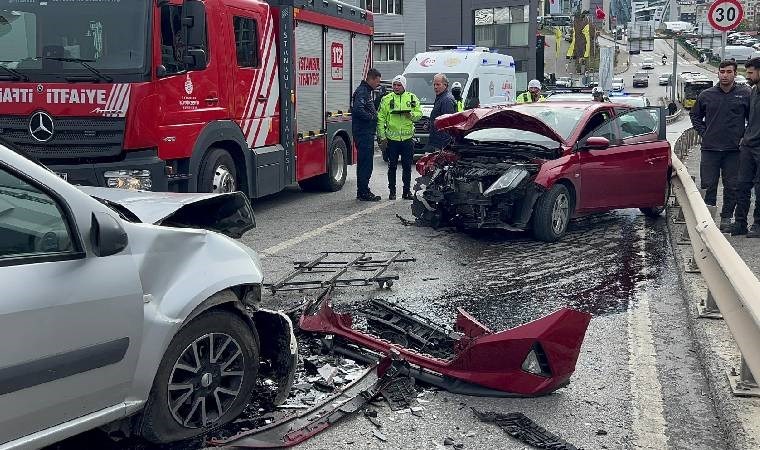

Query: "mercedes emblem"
<box><xmin>29</xmin><ymin>111</ymin><xmax>55</xmax><ymax>143</ymax></box>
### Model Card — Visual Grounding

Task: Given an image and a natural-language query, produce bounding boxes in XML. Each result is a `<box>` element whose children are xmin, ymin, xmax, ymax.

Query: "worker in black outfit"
<box><xmin>731</xmin><ymin>57</ymin><xmax>760</xmax><ymax>237</ymax></box>
<box><xmin>689</xmin><ymin>60</ymin><xmax>751</xmax><ymax>231</ymax></box>
<box><xmin>351</xmin><ymin>68</ymin><xmax>382</xmax><ymax>201</ymax></box>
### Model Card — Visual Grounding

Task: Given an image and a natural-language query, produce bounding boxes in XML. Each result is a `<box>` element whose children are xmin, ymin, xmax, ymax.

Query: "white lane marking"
<box><xmin>627</xmin><ymin>226</ymin><xmax>668</xmax><ymax>449</ymax></box>
<box><xmin>260</xmin><ymin>200</ymin><xmax>397</xmax><ymax>256</ymax></box>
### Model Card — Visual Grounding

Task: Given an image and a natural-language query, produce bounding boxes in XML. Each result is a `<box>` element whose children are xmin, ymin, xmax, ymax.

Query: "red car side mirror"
<box><xmin>584</xmin><ymin>136</ymin><xmax>610</xmax><ymax>150</ymax></box>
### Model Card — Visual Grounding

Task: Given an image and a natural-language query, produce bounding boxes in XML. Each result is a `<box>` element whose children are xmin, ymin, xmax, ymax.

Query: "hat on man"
<box><xmin>528</xmin><ymin>79</ymin><xmax>542</xmax><ymax>90</ymax></box>
<box><xmin>392</xmin><ymin>75</ymin><xmax>407</xmax><ymax>90</ymax></box>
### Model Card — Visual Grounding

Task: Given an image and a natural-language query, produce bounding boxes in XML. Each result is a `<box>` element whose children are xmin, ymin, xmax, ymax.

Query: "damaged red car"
<box><xmin>412</xmin><ymin>103</ymin><xmax>672</xmax><ymax>241</ymax></box>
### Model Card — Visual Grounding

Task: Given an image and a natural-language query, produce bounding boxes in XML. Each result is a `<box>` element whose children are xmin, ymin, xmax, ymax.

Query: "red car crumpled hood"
<box><xmin>435</xmin><ymin>108</ymin><xmax>565</xmax><ymax>144</ymax></box>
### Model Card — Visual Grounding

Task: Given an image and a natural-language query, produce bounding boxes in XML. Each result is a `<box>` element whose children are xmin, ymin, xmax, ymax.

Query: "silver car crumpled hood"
<box><xmin>77</xmin><ymin>187</ymin><xmax>256</xmax><ymax>239</ymax></box>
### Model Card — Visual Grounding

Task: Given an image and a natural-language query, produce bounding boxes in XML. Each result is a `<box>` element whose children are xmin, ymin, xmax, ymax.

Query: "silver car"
<box><xmin>0</xmin><ymin>143</ymin><xmax>296</xmax><ymax>447</ymax></box>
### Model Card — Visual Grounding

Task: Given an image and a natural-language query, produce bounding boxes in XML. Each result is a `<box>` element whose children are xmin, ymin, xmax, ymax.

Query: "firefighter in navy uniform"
<box><xmin>377</xmin><ymin>75</ymin><xmax>422</xmax><ymax>200</ymax></box>
<box><xmin>351</xmin><ymin>68</ymin><xmax>382</xmax><ymax>201</ymax></box>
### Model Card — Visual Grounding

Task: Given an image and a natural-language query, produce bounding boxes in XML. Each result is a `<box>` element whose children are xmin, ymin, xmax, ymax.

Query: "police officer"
<box><xmin>451</xmin><ymin>81</ymin><xmax>464</xmax><ymax>112</ymax></box>
<box><xmin>351</xmin><ymin>68</ymin><xmax>382</xmax><ymax>201</ymax></box>
<box><xmin>377</xmin><ymin>75</ymin><xmax>422</xmax><ymax>200</ymax></box>
<box><xmin>592</xmin><ymin>86</ymin><xmax>606</xmax><ymax>102</ymax></box>
<box><xmin>516</xmin><ymin>79</ymin><xmax>546</xmax><ymax>103</ymax></box>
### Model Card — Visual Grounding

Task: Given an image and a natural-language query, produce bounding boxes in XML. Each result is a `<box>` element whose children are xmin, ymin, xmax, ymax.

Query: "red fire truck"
<box><xmin>0</xmin><ymin>0</ymin><xmax>373</xmax><ymax>197</ymax></box>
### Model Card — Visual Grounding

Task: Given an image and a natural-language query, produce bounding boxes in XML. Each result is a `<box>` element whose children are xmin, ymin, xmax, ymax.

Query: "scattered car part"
<box><xmin>379</xmin><ymin>374</ymin><xmax>418</xmax><ymax>411</ymax></box>
<box><xmin>300</xmin><ymin>290</ymin><xmax>592</xmax><ymax>396</ymax></box>
<box><xmin>209</xmin><ymin>359</ymin><xmax>409</xmax><ymax>448</ymax></box>
<box><xmin>362</xmin><ymin>299</ymin><xmax>456</xmax><ymax>360</ymax></box>
<box><xmin>267</xmin><ymin>251</ymin><xmax>415</xmax><ymax>293</ymax></box>
<box><xmin>472</xmin><ymin>409</ymin><xmax>580</xmax><ymax>450</ymax></box>
<box><xmin>78</xmin><ymin>187</ymin><xmax>256</xmax><ymax>238</ymax></box>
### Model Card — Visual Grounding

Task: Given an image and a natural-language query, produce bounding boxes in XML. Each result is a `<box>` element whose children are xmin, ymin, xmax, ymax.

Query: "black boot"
<box><xmin>402</xmin><ymin>190</ymin><xmax>413</xmax><ymax>200</ymax></box>
<box><xmin>719</xmin><ymin>217</ymin><xmax>733</xmax><ymax>233</ymax></box>
<box><xmin>747</xmin><ymin>224</ymin><xmax>760</xmax><ymax>238</ymax></box>
<box><xmin>730</xmin><ymin>222</ymin><xmax>748</xmax><ymax>236</ymax></box>
<box><xmin>389</xmin><ymin>189</ymin><xmax>396</xmax><ymax>200</ymax></box>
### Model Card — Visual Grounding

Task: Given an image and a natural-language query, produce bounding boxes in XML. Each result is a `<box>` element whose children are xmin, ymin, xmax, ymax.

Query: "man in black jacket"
<box><xmin>732</xmin><ymin>57</ymin><xmax>760</xmax><ymax>237</ymax></box>
<box><xmin>426</xmin><ymin>73</ymin><xmax>457</xmax><ymax>151</ymax></box>
<box><xmin>351</xmin><ymin>68</ymin><xmax>382</xmax><ymax>201</ymax></box>
<box><xmin>690</xmin><ymin>60</ymin><xmax>751</xmax><ymax>231</ymax></box>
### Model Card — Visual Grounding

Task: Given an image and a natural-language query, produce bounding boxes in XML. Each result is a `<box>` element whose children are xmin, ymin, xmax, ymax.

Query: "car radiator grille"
<box><xmin>0</xmin><ymin>115</ymin><xmax>126</xmax><ymax>160</ymax></box>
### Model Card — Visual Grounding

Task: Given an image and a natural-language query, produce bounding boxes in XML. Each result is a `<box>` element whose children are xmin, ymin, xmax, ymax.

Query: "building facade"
<box><xmin>348</xmin><ymin>0</ymin><xmax>427</xmax><ymax>77</ymax></box>
<box><xmin>426</xmin><ymin>0</ymin><xmax>538</xmax><ymax>91</ymax></box>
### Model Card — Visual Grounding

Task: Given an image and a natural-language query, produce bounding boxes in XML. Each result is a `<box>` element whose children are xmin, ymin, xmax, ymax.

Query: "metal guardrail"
<box><xmin>670</xmin><ymin>128</ymin><xmax>760</xmax><ymax>397</ymax></box>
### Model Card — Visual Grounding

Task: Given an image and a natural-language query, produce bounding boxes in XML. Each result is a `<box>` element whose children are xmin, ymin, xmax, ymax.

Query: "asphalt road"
<box><xmin>49</xmin><ymin>49</ymin><xmax>732</xmax><ymax>450</ymax></box>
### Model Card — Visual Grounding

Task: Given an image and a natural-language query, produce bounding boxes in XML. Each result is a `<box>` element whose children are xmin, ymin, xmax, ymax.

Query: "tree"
<box><xmin>736</xmin><ymin>19</ymin><xmax>750</xmax><ymax>32</ymax></box>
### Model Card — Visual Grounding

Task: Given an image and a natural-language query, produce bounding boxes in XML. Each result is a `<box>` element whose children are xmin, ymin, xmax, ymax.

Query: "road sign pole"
<box><xmin>672</xmin><ymin>38</ymin><xmax>678</xmax><ymax>103</ymax></box>
<box><xmin>721</xmin><ymin>30</ymin><xmax>726</xmax><ymax>61</ymax></box>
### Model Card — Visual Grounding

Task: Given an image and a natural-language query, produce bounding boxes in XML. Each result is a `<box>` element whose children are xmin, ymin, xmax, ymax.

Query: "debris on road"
<box><xmin>266</xmin><ymin>251</ymin><xmax>415</xmax><ymax>293</ymax></box>
<box><xmin>472</xmin><ymin>409</ymin><xmax>581</xmax><ymax>450</ymax></box>
<box><xmin>300</xmin><ymin>289</ymin><xmax>592</xmax><ymax>396</ymax></box>
<box><xmin>211</xmin><ymin>359</ymin><xmax>409</xmax><ymax>448</ymax></box>
<box><xmin>379</xmin><ymin>374</ymin><xmax>418</xmax><ymax>411</ymax></box>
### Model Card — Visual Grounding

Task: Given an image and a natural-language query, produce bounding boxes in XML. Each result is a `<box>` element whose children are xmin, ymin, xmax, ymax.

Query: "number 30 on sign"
<box><xmin>708</xmin><ymin>0</ymin><xmax>744</xmax><ymax>32</ymax></box>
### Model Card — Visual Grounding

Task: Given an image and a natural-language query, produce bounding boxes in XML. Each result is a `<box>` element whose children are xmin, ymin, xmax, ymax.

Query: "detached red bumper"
<box><xmin>300</xmin><ymin>299</ymin><xmax>591</xmax><ymax>396</ymax></box>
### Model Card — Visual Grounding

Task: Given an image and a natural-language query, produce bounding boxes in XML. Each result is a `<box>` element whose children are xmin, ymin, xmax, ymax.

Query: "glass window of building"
<box><xmin>361</xmin><ymin>0</ymin><xmax>403</xmax><ymax>15</ymax></box>
<box><xmin>373</xmin><ymin>43</ymin><xmax>404</xmax><ymax>62</ymax></box>
<box><xmin>474</xmin><ymin>6</ymin><xmax>529</xmax><ymax>48</ymax></box>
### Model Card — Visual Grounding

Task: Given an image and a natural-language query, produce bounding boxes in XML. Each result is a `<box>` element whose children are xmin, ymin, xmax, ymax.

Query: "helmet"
<box><xmin>592</xmin><ymin>86</ymin><xmax>603</xmax><ymax>95</ymax></box>
<box><xmin>452</xmin><ymin>81</ymin><xmax>462</xmax><ymax>90</ymax></box>
<box><xmin>528</xmin><ymin>79</ymin><xmax>542</xmax><ymax>90</ymax></box>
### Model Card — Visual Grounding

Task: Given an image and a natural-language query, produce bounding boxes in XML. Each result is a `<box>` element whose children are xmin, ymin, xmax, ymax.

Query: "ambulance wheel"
<box><xmin>198</xmin><ymin>148</ymin><xmax>238</xmax><ymax>194</ymax></box>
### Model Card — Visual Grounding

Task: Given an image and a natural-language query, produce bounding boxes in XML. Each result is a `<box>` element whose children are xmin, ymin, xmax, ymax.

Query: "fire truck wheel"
<box><xmin>298</xmin><ymin>137</ymin><xmax>348</xmax><ymax>192</ymax></box>
<box><xmin>198</xmin><ymin>148</ymin><xmax>238</xmax><ymax>194</ymax></box>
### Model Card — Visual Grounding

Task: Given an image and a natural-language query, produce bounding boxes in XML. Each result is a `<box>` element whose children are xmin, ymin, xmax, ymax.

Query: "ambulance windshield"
<box><xmin>404</xmin><ymin>73</ymin><xmax>469</xmax><ymax>105</ymax></box>
<box><xmin>0</xmin><ymin>1</ymin><xmax>149</xmax><ymax>81</ymax></box>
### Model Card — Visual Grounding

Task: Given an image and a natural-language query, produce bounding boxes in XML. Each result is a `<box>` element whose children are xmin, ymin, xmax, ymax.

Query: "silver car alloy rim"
<box><xmin>331</xmin><ymin>145</ymin><xmax>345</xmax><ymax>183</ymax></box>
<box><xmin>167</xmin><ymin>333</ymin><xmax>245</xmax><ymax>428</ymax></box>
<box><xmin>212</xmin><ymin>164</ymin><xmax>235</xmax><ymax>193</ymax></box>
<box><xmin>552</xmin><ymin>193</ymin><xmax>569</xmax><ymax>234</ymax></box>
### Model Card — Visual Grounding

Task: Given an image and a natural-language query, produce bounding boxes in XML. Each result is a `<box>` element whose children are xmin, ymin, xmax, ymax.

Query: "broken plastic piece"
<box><xmin>211</xmin><ymin>359</ymin><xmax>409</xmax><ymax>448</ymax></box>
<box><xmin>472</xmin><ymin>409</ymin><xmax>580</xmax><ymax>450</ymax></box>
<box><xmin>300</xmin><ymin>290</ymin><xmax>591</xmax><ymax>396</ymax></box>
<box><xmin>380</xmin><ymin>375</ymin><xmax>417</xmax><ymax>411</ymax></box>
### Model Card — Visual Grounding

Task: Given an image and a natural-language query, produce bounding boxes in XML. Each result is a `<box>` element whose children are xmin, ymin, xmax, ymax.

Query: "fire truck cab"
<box><xmin>0</xmin><ymin>0</ymin><xmax>373</xmax><ymax>197</ymax></box>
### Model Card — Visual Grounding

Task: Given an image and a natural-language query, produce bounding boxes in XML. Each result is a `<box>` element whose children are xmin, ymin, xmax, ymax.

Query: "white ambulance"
<box><xmin>401</xmin><ymin>46</ymin><xmax>517</xmax><ymax>150</ymax></box>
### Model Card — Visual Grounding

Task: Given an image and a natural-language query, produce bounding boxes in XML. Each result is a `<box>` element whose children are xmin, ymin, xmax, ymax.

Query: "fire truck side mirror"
<box><xmin>182</xmin><ymin>0</ymin><xmax>207</xmax><ymax>70</ymax></box>
<box><xmin>184</xmin><ymin>48</ymin><xmax>208</xmax><ymax>70</ymax></box>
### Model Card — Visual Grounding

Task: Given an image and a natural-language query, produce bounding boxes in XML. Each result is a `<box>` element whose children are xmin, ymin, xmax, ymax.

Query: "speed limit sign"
<box><xmin>708</xmin><ymin>0</ymin><xmax>744</xmax><ymax>32</ymax></box>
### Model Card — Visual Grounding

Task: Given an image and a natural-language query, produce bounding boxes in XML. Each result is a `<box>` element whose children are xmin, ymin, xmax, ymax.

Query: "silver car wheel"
<box><xmin>212</xmin><ymin>165</ymin><xmax>236</xmax><ymax>193</ymax></box>
<box><xmin>167</xmin><ymin>333</ymin><xmax>245</xmax><ymax>429</ymax></box>
<box><xmin>551</xmin><ymin>193</ymin><xmax>569</xmax><ymax>234</ymax></box>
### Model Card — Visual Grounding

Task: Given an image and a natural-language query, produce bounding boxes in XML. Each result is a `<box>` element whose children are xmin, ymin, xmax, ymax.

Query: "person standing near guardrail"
<box><xmin>731</xmin><ymin>57</ymin><xmax>760</xmax><ymax>238</ymax></box>
<box><xmin>689</xmin><ymin>60</ymin><xmax>751</xmax><ymax>232</ymax></box>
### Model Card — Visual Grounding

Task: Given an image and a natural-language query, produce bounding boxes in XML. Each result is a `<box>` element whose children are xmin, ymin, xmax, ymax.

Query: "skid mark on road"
<box><xmin>627</xmin><ymin>225</ymin><xmax>668</xmax><ymax>449</ymax></box>
<box><xmin>260</xmin><ymin>200</ymin><xmax>397</xmax><ymax>257</ymax></box>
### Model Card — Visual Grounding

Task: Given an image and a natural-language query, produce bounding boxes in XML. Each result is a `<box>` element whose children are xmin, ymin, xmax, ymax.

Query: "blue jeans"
<box><xmin>354</xmin><ymin>133</ymin><xmax>375</xmax><ymax>195</ymax></box>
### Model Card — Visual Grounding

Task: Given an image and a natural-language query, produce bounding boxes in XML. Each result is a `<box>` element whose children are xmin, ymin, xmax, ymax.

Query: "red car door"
<box><xmin>578</xmin><ymin>107</ymin><xmax>668</xmax><ymax>210</ymax></box>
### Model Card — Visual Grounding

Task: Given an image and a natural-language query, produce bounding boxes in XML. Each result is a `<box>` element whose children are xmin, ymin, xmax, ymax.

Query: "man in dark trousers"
<box><xmin>732</xmin><ymin>57</ymin><xmax>760</xmax><ymax>237</ymax></box>
<box><xmin>690</xmin><ymin>60</ymin><xmax>751</xmax><ymax>231</ymax></box>
<box><xmin>351</xmin><ymin>68</ymin><xmax>382</xmax><ymax>201</ymax></box>
<box><xmin>425</xmin><ymin>73</ymin><xmax>457</xmax><ymax>152</ymax></box>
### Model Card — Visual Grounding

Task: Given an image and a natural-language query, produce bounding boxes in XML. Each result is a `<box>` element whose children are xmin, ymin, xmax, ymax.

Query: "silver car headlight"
<box><xmin>104</xmin><ymin>170</ymin><xmax>153</xmax><ymax>191</ymax></box>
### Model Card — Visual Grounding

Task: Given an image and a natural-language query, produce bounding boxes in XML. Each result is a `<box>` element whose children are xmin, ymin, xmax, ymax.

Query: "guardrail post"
<box><xmin>698</xmin><ymin>290</ymin><xmax>723</xmax><ymax>319</ymax></box>
<box><xmin>685</xmin><ymin>256</ymin><xmax>700</xmax><ymax>273</ymax></box>
<box><xmin>728</xmin><ymin>358</ymin><xmax>760</xmax><ymax>397</ymax></box>
<box><xmin>673</xmin><ymin>206</ymin><xmax>686</xmax><ymax>224</ymax></box>
<box><xmin>678</xmin><ymin>225</ymin><xmax>691</xmax><ymax>245</ymax></box>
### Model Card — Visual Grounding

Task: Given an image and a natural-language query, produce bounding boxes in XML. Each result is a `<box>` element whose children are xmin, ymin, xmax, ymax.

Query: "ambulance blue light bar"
<box><xmin>456</xmin><ymin>45</ymin><xmax>477</xmax><ymax>51</ymax></box>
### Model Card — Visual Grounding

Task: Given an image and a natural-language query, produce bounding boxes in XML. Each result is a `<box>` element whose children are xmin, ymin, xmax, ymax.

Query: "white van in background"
<box><xmin>721</xmin><ymin>45</ymin><xmax>757</xmax><ymax>63</ymax></box>
<box><xmin>402</xmin><ymin>46</ymin><xmax>517</xmax><ymax>150</ymax></box>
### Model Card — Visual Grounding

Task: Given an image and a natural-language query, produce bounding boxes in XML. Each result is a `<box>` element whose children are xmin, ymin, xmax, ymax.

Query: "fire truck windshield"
<box><xmin>0</xmin><ymin>1</ymin><xmax>149</xmax><ymax>81</ymax></box>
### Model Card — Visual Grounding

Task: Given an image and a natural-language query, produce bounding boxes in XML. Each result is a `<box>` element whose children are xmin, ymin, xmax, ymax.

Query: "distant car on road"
<box><xmin>642</xmin><ymin>57</ymin><xmax>655</xmax><ymax>69</ymax></box>
<box><xmin>633</xmin><ymin>71</ymin><xmax>649</xmax><ymax>87</ymax></box>
<box><xmin>555</xmin><ymin>76</ymin><xmax>573</xmax><ymax>87</ymax></box>
<box><xmin>608</xmin><ymin>93</ymin><xmax>651</xmax><ymax>107</ymax></box>
<box><xmin>658</xmin><ymin>73</ymin><xmax>672</xmax><ymax>85</ymax></box>
<box><xmin>412</xmin><ymin>103</ymin><xmax>672</xmax><ymax>241</ymax></box>
<box><xmin>735</xmin><ymin>74</ymin><xmax>748</xmax><ymax>85</ymax></box>
<box><xmin>611</xmin><ymin>77</ymin><xmax>625</xmax><ymax>91</ymax></box>
<box><xmin>0</xmin><ymin>143</ymin><xmax>297</xmax><ymax>447</ymax></box>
